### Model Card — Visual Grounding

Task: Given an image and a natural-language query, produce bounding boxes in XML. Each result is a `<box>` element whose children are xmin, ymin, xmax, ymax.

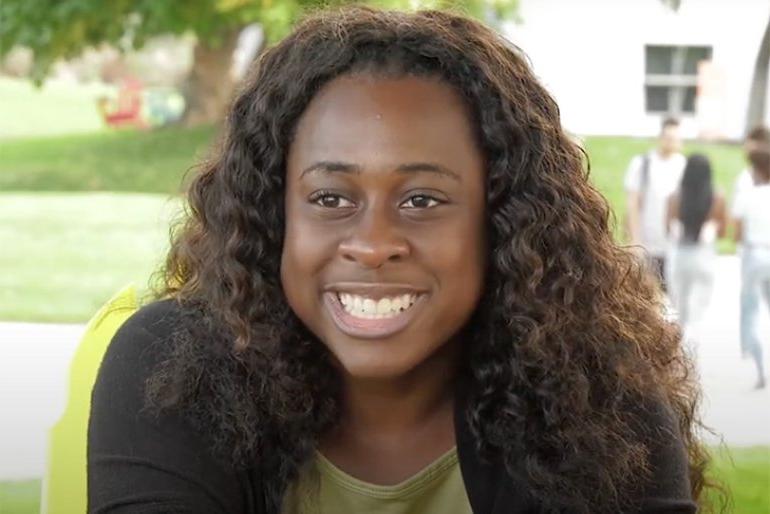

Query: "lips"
<box><xmin>322</xmin><ymin>284</ymin><xmax>427</xmax><ymax>339</ymax></box>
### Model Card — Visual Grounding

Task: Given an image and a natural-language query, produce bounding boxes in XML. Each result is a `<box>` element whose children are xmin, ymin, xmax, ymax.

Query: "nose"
<box><xmin>338</xmin><ymin>207</ymin><xmax>410</xmax><ymax>268</ymax></box>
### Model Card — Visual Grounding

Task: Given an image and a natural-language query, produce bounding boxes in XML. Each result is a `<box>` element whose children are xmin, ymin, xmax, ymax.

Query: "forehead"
<box><xmin>287</xmin><ymin>74</ymin><xmax>482</xmax><ymax>173</ymax></box>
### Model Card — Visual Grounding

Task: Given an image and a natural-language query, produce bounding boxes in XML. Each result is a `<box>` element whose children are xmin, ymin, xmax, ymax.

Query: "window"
<box><xmin>644</xmin><ymin>45</ymin><xmax>712</xmax><ymax>115</ymax></box>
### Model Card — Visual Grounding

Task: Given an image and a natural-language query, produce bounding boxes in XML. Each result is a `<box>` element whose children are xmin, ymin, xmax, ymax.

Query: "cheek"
<box><xmin>417</xmin><ymin>215</ymin><xmax>486</xmax><ymax>295</ymax></box>
<box><xmin>280</xmin><ymin>213</ymin><xmax>334</xmax><ymax>313</ymax></box>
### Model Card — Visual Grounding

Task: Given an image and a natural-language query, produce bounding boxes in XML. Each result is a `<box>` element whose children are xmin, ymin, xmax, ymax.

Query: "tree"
<box><xmin>0</xmin><ymin>0</ymin><xmax>517</xmax><ymax>126</ymax></box>
<box><xmin>746</xmin><ymin>14</ymin><xmax>770</xmax><ymax>134</ymax></box>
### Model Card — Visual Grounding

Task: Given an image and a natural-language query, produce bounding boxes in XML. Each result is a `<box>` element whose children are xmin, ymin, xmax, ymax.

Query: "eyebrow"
<box><xmin>299</xmin><ymin>161</ymin><xmax>461</xmax><ymax>181</ymax></box>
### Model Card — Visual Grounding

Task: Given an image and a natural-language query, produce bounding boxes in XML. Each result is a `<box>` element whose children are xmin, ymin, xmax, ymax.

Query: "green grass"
<box><xmin>706</xmin><ymin>446</ymin><xmax>770</xmax><ymax>513</ymax></box>
<box><xmin>0</xmin><ymin>77</ymin><xmax>113</xmax><ymax>140</ymax></box>
<box><xmin>1</xmin><ymin>447</ymin><xmax>767</xmax><ymax>514</ymax></box>
<box><xmin>0</xmin><ymin>479</ymin><xmax>40</xmax><ymax>514</ymax></box>
<box><xmin>0</xmin><ymin>192</ymin><xmax>180</xmax><ymax>322</ymax></box>
<box><xmin>0</xmin><ymin>125</ymin><xmax>215</xmax><ymax>193</ymax></box>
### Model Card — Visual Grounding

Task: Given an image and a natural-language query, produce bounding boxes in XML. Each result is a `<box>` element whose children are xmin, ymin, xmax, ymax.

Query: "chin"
<box><xmin>333</xmin><ymin>345</ymin><xmax>424</xmax><ymax>381</ymax></box>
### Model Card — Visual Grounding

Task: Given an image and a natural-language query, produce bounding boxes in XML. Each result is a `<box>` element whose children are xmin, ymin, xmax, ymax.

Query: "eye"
<box><xmin>309</xmin><ymin>191</ymin><xmax>355</xmax><ymax>209</ymax></box>
<box><xmin>400</xmin><ymin>194</ymin><xmax>443</xmax><ymax>209</ymax></box>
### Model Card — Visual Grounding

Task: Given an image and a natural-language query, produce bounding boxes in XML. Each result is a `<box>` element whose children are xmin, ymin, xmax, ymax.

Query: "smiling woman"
<box><xmin>282</xmin><ymin>75</ymin><xmax>485</xmax><ymax>386</ymax></box>
<box><xmin>87</xmin><ymin>6</ymin><xmax>721</xmax><ymax>514</ymax></box>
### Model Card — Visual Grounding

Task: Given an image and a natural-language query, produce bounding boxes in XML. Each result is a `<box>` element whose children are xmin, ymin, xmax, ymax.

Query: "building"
<box><xmin>503</xmin><ymin>0</ymin><xmax>770</xmax><ymax>140</ymax></box>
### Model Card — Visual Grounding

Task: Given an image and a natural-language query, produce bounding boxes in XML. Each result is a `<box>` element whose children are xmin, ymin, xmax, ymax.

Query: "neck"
<box><xmin>335</xmin><ymin>339</ymin><xmax>460</xmax><ymax>437</ymax></box>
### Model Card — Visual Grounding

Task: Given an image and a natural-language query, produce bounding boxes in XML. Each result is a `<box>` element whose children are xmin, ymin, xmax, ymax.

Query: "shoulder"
<box><xmin>100</xmin><ymin>300</ymin><xmax>184</xmax><ymax>374</ymax></box>
<box><xmin>117</xmin><ymin>298</ymin><xmax>188</xmax><ymax>339</ymax></box>
<box><xmin>627</xmin><ymin>396</ymin><xmax>694</xmax><ymax>509</ymax></box>
<box><xmin>95</xmin><ymin>299</ymin><xmax>195</xmax><ymax>405</ymax></box>
<box><xmin>88</xmin><ymin>300</ymin><xmax>255</xmax><ymax>512</ymax></box>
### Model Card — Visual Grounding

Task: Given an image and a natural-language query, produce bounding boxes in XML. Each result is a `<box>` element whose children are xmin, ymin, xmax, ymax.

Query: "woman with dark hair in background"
<box><xmin>665</xmin><ymin>154</ymin><xmax>726</xmax><ymax>344</ymax></box>
<box><xmin>87</xmin><ymin>6</ymin><xmax>722</xmax><ymax>514</ymax></box>
<box><xmin>733</xmin><ymin>147</ymin><xmax>770</xmax><ymax>389</ymax></box>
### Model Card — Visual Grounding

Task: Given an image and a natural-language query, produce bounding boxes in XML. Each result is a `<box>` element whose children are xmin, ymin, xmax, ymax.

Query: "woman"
<box><xmin>665</xmin><ymin>154</ymin><xmax>727</xmax><ymax>339</ymax></box>
<box><xmin>88</xmin><ymin>7</ymin><xmax>719</xmax><ymax>514</ymax></box>
<box><xmin>733</xmin><ymin>147</ymin><xmax>770</xmax><ymax>389</ymax></box>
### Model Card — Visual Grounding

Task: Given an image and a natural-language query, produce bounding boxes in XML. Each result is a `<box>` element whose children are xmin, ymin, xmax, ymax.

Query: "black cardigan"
<box><xmin>87</xmin><ymin>301</ymin><xmax>697</xmax><ymax>514</ymax></box>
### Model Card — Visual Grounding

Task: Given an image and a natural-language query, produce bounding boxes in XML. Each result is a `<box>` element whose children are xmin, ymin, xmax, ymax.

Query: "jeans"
<box><xmin>739</xmin><ymin>247</ymin><xmax>770</xmax><ymax>381</ymax></box>
<box><xmin>670</xmin><ymin>245</ymin><xmax>715</xmax><ymax>330</ymax></box>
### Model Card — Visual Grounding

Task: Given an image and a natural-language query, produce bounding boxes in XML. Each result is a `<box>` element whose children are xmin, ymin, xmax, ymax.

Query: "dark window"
<box><xmin>646</xmin><ymin>86</ymin><xmax>670</xmax><ymax>112</ymax></box>
<box><xmin>644</xmin><ymin>45</ymin><xmax>712</xmax><ymax>115</ymax></box>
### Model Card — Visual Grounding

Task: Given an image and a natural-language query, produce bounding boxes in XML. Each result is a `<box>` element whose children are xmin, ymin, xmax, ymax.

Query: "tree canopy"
<box><xmin>0</xmin><ymin>0</ymin><xmax>517</xmax><ymax>82</ymax></box>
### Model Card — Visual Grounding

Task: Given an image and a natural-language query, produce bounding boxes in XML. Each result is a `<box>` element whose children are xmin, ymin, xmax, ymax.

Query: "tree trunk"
<box><xmin>746</xmin><ymin>14</ymin><xmax>770</xmax><ymax>135</ymax></box>
<box><xmin>182</xmin><ymin>29</ymin><xmax>241</xmax><ymax>127</ymax></box>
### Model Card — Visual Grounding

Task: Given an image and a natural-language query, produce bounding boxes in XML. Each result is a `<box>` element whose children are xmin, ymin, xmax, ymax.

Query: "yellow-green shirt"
<box><xmin>281</xmin><ymin>446</ymin><xmax>473</xmax><ymax>514</ymax></box>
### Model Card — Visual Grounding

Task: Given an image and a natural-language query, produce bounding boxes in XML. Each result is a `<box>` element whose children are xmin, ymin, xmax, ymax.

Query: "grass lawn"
<box><xmin>0</xmin><ymin>192</ymin><xmax>180</xmax><ymax>322</ymax></box>
<box><xmin>705</xmin><ymin>446</ymin><xmax>770</xmax><ymax>513</ymax></box>
<box><xmin>0</xmin><ymin>479</ymin><xmax>40</xmax><ymax>514</ymax></box>
<box><xmin>1</xmin><ymin>447</ymin><xmax>766</xmax><ymax>513</ymax></box>
<box><xmin>0</xmin><ymin>77</ymin><xmax>113</xmax><ymax>140</ymax></box>
<box><xmin>0</xmin><ymin>125</ymin><xmax>215</xmax><ymax>194</ymax></box>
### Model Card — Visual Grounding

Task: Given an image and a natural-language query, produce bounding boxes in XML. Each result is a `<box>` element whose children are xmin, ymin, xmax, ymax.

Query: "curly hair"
<box><xmin>149</xmin><ymin>6</ymin><xmax>723</xmax><ymax>513</ymax></box>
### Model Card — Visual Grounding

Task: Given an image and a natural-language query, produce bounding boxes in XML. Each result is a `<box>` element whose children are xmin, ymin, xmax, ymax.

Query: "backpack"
<box><xmin>623</xmin><ymin>154</ymin><xmax>651</xmax><ymax>241</ymax></box>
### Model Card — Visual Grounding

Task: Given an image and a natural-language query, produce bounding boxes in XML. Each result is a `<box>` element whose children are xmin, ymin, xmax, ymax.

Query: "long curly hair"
<box><xmin>149</xmin><ymin>6</ymin><xmax>723</xmax><ymax>513</ymax></box>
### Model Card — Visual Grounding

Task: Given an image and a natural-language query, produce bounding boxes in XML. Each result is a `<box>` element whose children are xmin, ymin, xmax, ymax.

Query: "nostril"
<box><xmin>338</xmin><ymin>236</ymin><xmax>410</xmax><ymax>268</ymax></box>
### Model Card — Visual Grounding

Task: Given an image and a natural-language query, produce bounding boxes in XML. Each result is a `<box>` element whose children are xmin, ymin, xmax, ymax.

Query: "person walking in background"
<box><xmin>732</xmin><ymin>126</ymin><xmax>770</xmax><ymax>209</ymax></box>
<box><xmin>733</xmin><ymin>126</ymin><xmax>770</xmax><ymax>369</ymax></box>
<box><xmin>732</xmin><ymin>147</ymin><xmax>770</xmax><ymax>390</ymax></box>
<box><xmin>625</xmin><ymin>117</ymin><xmax>686</xmax><ymax>291</ymax></box>
<box><xmin>665</xmin><ymin>154</ymin><xmax>726</xmax><ymax>346</ymax></box>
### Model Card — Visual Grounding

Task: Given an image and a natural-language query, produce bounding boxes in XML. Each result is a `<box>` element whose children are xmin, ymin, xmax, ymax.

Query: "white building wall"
<box><xmin>503</xmin><ymin>0</ymin><xmax>770</xmax><ymax>139</ymax></box>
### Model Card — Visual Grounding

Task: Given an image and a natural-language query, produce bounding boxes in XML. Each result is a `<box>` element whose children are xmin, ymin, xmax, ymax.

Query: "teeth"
<box><xmin>337</xmin><ymin>292</ymin><xmax>418</xmax><ymax>318</ymax></box>
<box><xmin>363</xmin><ymin>298</ymin><xmax>377</xmax><ymax>315</ymax></box>
<box><xmin>376</xmin><ymin>298</ymin><xmax>391</xmax><ymax>314</ymax></box>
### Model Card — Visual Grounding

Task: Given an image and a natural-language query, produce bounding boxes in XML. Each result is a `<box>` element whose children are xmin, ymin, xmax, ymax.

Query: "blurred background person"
<box><xmin>732</xmin><ymin>127</ymin><xmax>770</xmax><ymax>206</ymax></box>
<box><xmin>732</xmin><ymin>126</ymin><xmax>770</xmax><ymax>366</ymax></box>
<box><xmin>624</xmin><ymin>117</ymin><xmax>686</xmax><ymax>292</ymax></box>
<box><xmin>666</xmin><ymin>154</ymin><xmax>727</xmax><ymax>347</ymax></box>
<box><xmin>732</xmin><ymin>146</ymin><xmax>770</xmax><ymax>390</ymax></box>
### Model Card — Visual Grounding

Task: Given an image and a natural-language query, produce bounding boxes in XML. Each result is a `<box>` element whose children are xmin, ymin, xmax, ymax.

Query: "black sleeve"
<box><xmin>87</xmin><ymin>302</ymin><xmax>248</xmax><ymax>514</ymax></box>
<box><xmin>635</xmin><ymin>398</ymin><xmax>697</xmax><ymax>514</ymax></box>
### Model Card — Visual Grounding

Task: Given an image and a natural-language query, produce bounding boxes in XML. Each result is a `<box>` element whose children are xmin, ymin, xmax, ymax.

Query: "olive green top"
<box><xmin>281</xmin><ymin>446</ymin><xmax>473</xmax><ymax>514</ymax></box>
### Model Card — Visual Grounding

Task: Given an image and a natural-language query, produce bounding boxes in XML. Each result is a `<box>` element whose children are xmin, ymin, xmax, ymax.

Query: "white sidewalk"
<box><xmin>0</xmin><ymin>322</ymin><xmax>84</xmax><ymax>481</ymax></box>
<box><xmin>682</xmin><ymin>256</ymin><xmax>770</xmax><ymax>447</ymax></box>
<box><xmin>0</xmin><ymin>256</ymin><xmax>768</xmax><ymax>480</ymax></box>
